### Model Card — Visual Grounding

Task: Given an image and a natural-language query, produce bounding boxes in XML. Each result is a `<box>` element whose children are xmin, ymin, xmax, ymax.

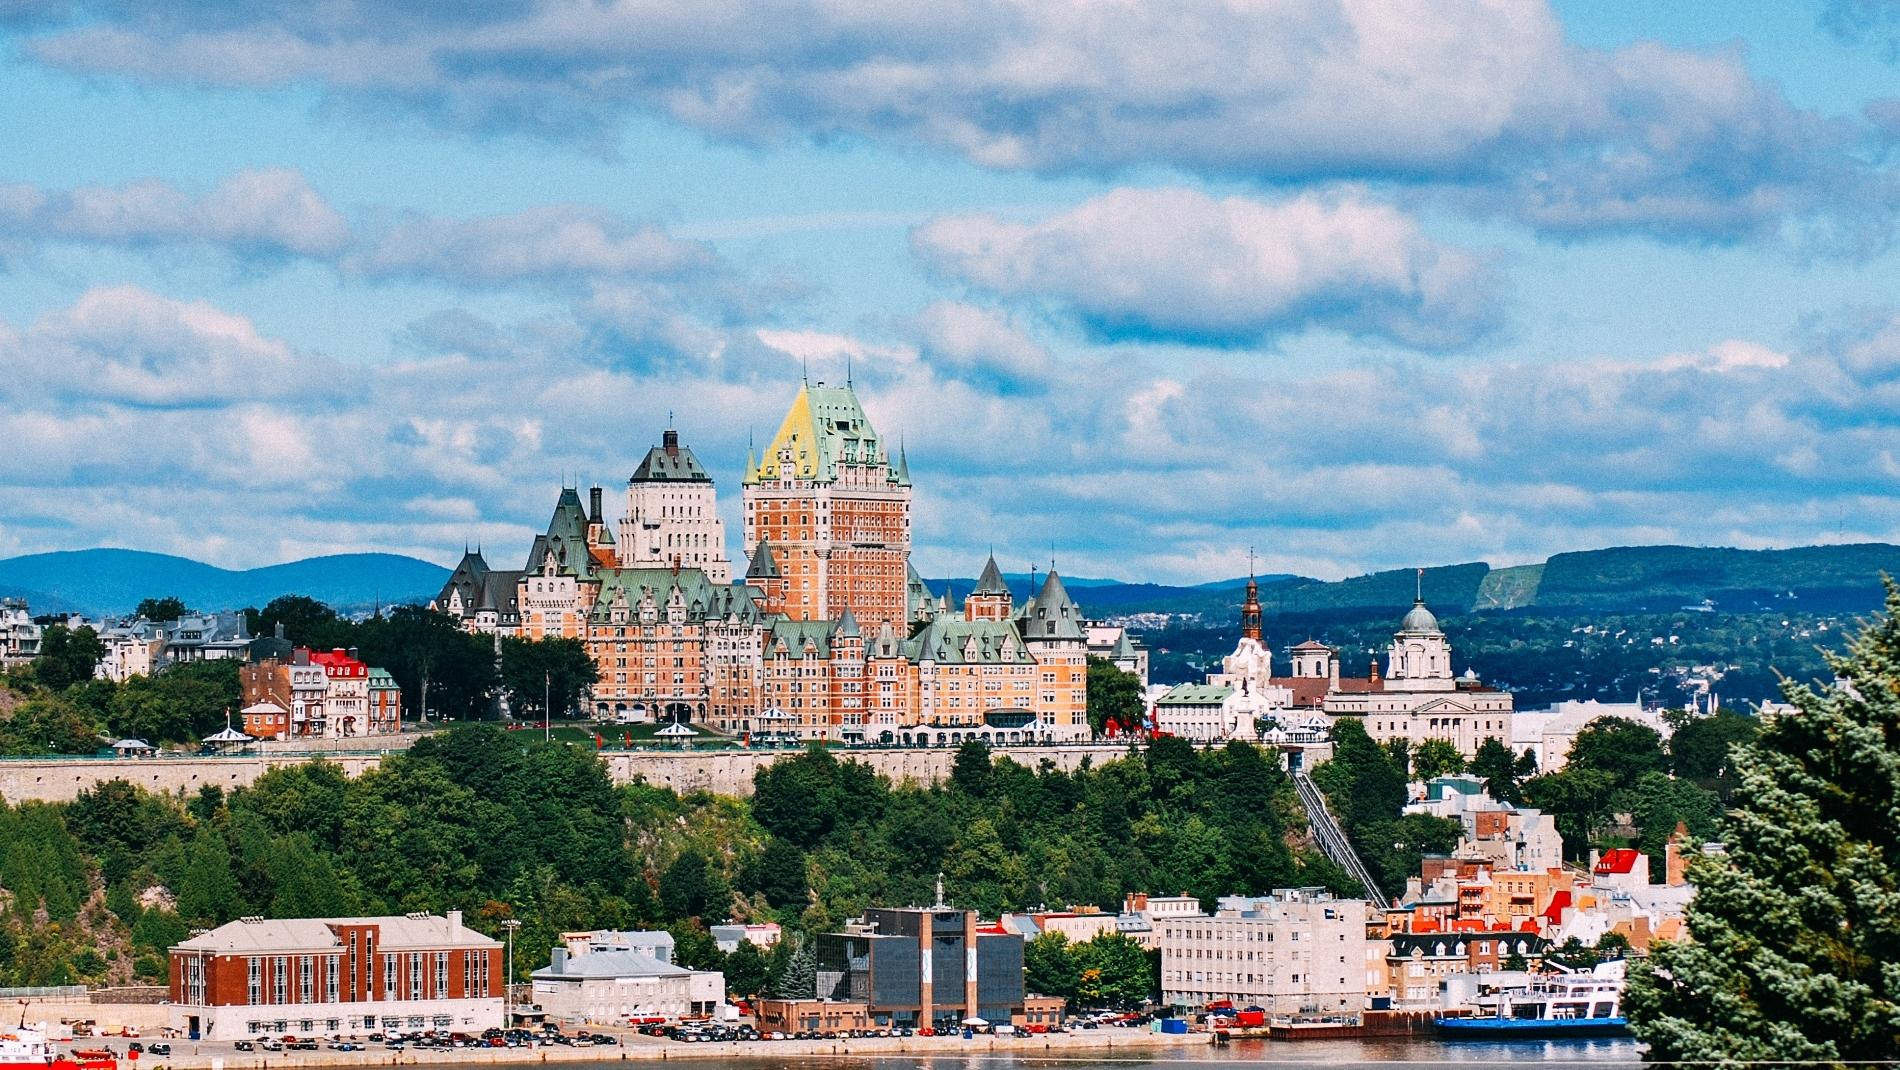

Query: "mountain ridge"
<box><xmin>2</xmin><ymin>542</ymin><xmax>1894</xmax><ymax>621</ymax></box>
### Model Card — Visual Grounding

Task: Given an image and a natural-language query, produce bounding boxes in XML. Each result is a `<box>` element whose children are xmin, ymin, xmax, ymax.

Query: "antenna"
<box><xmin>1416</xmin><ymin>567</ymin><xmax>1424</xmax><ymax>602</ymax></box>
<box><xmin>1248</xmin><ymin>545</ymin><xmax>1256</xmax><ymax>578</ymax></box>
<box><xmin>845</xmin><ymin>351</ymin><xmax>853</xmax><ymax>386</ymax></box>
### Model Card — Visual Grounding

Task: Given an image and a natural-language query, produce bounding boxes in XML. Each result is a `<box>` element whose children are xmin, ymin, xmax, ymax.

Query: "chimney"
<box><xmin>663</xmin><ymin>429</ymin><xmax>679</xmax><ymax>454</ymax></box>
<box><xmin>1369</xmin><ymin>657</ymin><xmax>1382</xmax><ymax>685</ymax></box>
<box><xmin>275</xmin><ymin>622</ymin><xmax>285</xmax><ymax>640</ymax></box>
<box><xmin>1329</xmin><ymin>652</ymin><xmax>1341</xmax><ymax>688</ymax></box>
<box><xmin>447</xmin><ymin>908</ymin><xmax>462</xmax><ymax>931</ymax></box>
<box><xmin>551</xmin><ymin>947</ymin><xmax>567</xmax><ymax>973</ymax></box>
<box><xmin>1588</xmin><ymin>848</ymin><xmax>1600</xmax><ymax>875</ymax></box>
<box><xmin>347</xmin><ymin>647</ymin><xmax>359</xmax><ymax>661</ymax></box>
<box><xmin>589</xmin><ymin>486</ymin><xmax>603</xmax><ymax>524</ymax></box>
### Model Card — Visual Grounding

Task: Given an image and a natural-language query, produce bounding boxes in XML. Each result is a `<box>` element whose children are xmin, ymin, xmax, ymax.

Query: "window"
<box><xmin>434</xmin><ymin>952</ymin><xmax>448</xmax><ymax>998</ymax></box>
<box><xmin>409</xmin><ymin>953</ymin><xmax>423</xmax><ymax>1000</ymax></box>
<box><xmin>247</xmin><ymin>958</ymin><xmax>262</xmax><ymax>1005</ymax></box>
<box><xmin>326</xmin><ymin>956</ymin><xmax>340</xmax><ymax>1002</ymax></box>
<box><xmin>300</xmin><ymin>956</ymin><xmax>313</xmax><ymax>1003</ymax></box>
<box><xmin>273</xmin><ymin>956</ymin><xmax>288</xmax><ymax>1004</ymax></box>
<box><xmin>383</xmin><ymin>954</ymin><xmax>396</xmax><ymax>997</ymax></box>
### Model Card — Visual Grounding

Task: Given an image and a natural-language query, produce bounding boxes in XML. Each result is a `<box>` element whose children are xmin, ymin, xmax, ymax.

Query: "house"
<box><xmin>531</xmin><ymin>933</ymin><xmax>723</xmax><ymax>1024</ymax></box>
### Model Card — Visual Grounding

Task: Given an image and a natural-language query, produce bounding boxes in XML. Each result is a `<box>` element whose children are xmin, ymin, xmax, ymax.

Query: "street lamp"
<box><xmin>500</xmin><ymin>919</ymin><xmax>521</xmax><ymax>1026</ymax></box>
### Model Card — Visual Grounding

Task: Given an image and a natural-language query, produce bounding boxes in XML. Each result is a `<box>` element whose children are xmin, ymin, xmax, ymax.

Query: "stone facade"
<box><xmin>433</xmin><ymin>385</ymin><xmax>1090</xmax><ymax>741</ymax></box>
<box><xmin>1156</xmin><ymin>889</ymin><xmax>1369</xmax><ymax>1015</ymax></box>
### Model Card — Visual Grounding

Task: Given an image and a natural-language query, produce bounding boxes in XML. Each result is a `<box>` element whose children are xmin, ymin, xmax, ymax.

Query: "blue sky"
<box><xmin>1</xmin><ymin>0</ymin><xmax>1897</xmax><ymax>584</ymax></box>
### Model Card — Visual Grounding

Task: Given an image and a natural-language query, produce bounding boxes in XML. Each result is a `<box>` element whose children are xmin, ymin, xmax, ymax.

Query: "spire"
<box><xmin>973</xmin><ymin>554</ymin><xmax>1007</xmax><ymax>595</ymax></box>
<box><xmin>1241</xmin><ymin>551</ymin><xmax>1262</xmax><ymax>643</ymax></box>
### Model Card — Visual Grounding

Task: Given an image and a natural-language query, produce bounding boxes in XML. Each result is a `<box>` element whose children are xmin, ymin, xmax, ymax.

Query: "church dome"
<box><xmin>1399</xmin><ymin>600</ymin><xmax>1440</xmax><ymax>633</ymax></box>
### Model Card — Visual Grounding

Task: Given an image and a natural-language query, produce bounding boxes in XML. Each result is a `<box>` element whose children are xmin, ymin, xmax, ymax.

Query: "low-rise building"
<box><xmin>0</xmin><ymin>599</ymin><xmax>42</xmax><ymax>665</ymax></box>
<box><xmin>709</xmin><ymin>923</ymin><xmax>781</xmax><ymax>954</ymax></box>
<box><xmin>1156</xmin><ymin>889</ymin><xmax>1368</xmax><ymax>1015</ymax></box>
<box><xmin>814</xmin><ymin>905</ymin><xmax>1026</xmax><ymax>1031</ymax></box>
<box><xmin>167</xmin><ymin>911</ymin><xmax>502</xmax><ymax>1041</ymax></box>
<box><xmin>530</xmin><ymin>935</ymin><xmax>723</xmax><ymax>1024</ymax></box>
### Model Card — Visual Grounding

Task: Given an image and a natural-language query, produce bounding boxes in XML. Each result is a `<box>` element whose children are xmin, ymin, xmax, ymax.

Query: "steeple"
<box><xmin>1241</xmin><ymin>574</ymin><xmax>1262</xmax><ymax>642</ymax></box>
<box><xmin>966</xmin><ymin>553</ymin><xmax>1012</xmax><ymax>621</ymax></box>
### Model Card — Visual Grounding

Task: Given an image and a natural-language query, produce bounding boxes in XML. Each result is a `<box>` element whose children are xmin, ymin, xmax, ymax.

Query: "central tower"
<box><xmin>743</xmin><ymin>380</ymin><xmax>911</xmax><ymax>628</ymax></box>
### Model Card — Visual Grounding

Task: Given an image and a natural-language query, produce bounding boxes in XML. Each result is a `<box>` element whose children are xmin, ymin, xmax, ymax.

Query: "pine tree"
<box><xmin>1626</xmin><ymin>581</ymin><xmax>1900</xmax><ymax>1062</ymax></box>
<box><xmin>772</xmin><ymin>939</ymin><xmax>816</xmax><ymax>999</ymax></box>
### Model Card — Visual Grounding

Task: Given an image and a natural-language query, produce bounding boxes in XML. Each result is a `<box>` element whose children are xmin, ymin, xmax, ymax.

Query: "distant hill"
<box><xmin>0</xmin><ymin>549</ymin><xmax>450</xmax><ymax>617</ymax></box>
<box><xmin>1045</xmin><ymin>545</ymin><xmax>1900</xmax><ymax>623</ymax></box>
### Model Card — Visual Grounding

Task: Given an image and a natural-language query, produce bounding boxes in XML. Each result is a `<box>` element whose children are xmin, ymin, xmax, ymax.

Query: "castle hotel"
<box><xmin>435</xmin><ymin>380</ymin><xmax>1104</xmax><ymax>743</ymax></box>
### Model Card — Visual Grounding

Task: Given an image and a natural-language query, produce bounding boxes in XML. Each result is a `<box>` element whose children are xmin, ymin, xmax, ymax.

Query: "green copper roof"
<box><xmin>1157</xmin><ymin>683</ymin><xmax>1233</xmax><ymax>706</ymax></box>
<box><xmin>906</xmin><ymin>616</ymin><xmax>1033</xmax><ymax>665</ymax></box>
<box><xmin>748</xmin><ymin>382</ymin><xmax>907</xmax><ymax>486</ymax></box>
<box><xmin>1020</xmin><ymin>570</ymin><xmax>1084</xmax><ymax>641</ymax></box>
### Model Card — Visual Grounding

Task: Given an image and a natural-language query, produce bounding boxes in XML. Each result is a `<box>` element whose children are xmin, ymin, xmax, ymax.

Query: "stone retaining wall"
<box><xmin>0</xmin><ymin>744</ymin><xmax>1137</xmax><ymax>805</ymax></box>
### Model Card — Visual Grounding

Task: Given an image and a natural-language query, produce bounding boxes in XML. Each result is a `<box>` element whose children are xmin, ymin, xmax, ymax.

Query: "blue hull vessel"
<box><xmin>1435</xmin><ymin>1016</ymin><xmax>1630</xmax><ymax>1039</ymax></box>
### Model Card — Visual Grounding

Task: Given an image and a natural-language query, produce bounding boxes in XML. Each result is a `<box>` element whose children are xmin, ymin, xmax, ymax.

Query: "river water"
<box><xmin>586</xmin><ymin>1038</ymin><xmax>1640</xmax><ymax>1070</ymax></box>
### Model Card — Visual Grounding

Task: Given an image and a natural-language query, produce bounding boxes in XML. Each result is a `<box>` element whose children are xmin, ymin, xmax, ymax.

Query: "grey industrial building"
<box><xmin>815</xmin><ymin>906</ymin><xmax>1025</xmax><ymax>1029</ymax></box>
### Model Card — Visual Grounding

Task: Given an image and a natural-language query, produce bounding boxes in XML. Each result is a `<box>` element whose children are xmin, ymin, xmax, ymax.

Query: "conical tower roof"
<box><xmin>973</xmin><ymin>554</ymin><xmax>1008</xmax><ymax>595</ymax></box>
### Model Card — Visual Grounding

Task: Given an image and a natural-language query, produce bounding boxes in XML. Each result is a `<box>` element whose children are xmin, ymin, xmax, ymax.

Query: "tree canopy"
<box><xmin>1627</xmin><ymin>582</ymin><xmax>1900</xmax><ymax>1062</ymax></box>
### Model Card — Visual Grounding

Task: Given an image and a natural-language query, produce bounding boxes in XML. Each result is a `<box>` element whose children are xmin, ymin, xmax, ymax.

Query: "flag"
<box><xmin>594</xmin><ymin>732</ymin><xmax>603</xmax><ymax>749</ymax></box>
<box><xmin>623</xmin><ymin>731</ymin><xmax>632</xmax><ymax>748</ymax></box>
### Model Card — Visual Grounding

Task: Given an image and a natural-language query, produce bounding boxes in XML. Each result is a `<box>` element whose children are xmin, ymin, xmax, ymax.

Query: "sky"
<box><xmin>1</xmin><ymin>0</ymin><xmax>1898</xmax><ymax>585</ymax></box>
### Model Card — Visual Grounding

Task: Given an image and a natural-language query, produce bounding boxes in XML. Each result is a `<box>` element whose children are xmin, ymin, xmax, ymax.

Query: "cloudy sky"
<box><xmin>2</xmin><ymin>1</ymin><xmax>1899</xmax><ymax>584</ymax></box>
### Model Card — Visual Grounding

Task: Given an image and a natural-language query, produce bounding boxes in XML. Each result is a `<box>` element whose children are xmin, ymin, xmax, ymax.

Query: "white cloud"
<box><xmin>22</xmin><ymin>0</ymin><xmax>1890</xmax><ymax>245</ymax></box>
<box><xmin>0</xmin><ymin>168</ymin><xmax>350</xmax><ymax>258</ymax></box>
<box><xmin>914</xmin><ymin>187</ymin><xmax>1499</xmax><ymax>349</ymax></box>
<box><xmin>350</xmin><ymin>205</ymin><xmax>718</xmax><ymax>285</ymax></box>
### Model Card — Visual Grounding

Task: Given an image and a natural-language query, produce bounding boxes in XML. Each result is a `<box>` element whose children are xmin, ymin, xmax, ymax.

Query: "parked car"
<box><xmin>233</xmin><ymin>1041</ymin><xmax>254</xmax><ymax>1052</ymax></box>
<box><xmin>147</xmin><ymin>1043</ymin><xmax>172</xmax><ymax>1055</ymax></box>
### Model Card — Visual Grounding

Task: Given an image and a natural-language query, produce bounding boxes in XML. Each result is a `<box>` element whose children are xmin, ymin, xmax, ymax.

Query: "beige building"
<box><xmin>532</xmin><ymin>930</ymin><xmax>723</xmax><ymax>1024</ymax></box>
<box><xmin>1324</xmin><ymin>597</ymin><xmax>1514</xmax><ymax>759</ymax></box>
<box><xmin>619</xmin><ymin>429</ymin><xmax>731</xmax><ymax>583</ymax></box>
<box><xmin>1156</xmin><ymin>889</ymin><xmax>1368</xmax><ymax>1014</ymax></box>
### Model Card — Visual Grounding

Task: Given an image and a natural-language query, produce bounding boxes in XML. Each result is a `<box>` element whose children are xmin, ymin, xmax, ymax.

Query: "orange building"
<box><xmin>743</xmin><ymin>380</ymin><xmax>912</xmax><ymax>629</ymax></box>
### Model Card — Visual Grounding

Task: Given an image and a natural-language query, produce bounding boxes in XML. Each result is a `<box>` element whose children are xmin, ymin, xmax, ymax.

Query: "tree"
<box><xmin>1667</xmin><ymin>710</ymin><xmax>1758</xmax><ymax>799</ymax></box>
<box><xmin>1521</xmin><ymin>766</ymin><xmax>1616</xmax><ymax>859</ymax></box>
<box><xmin>723</xmin><ymin>940</ymin><xmax>771</xmax><ymax>999</ymax></box>
<box><xmin>176</xmin><ymin>827</ymin><xmax>241</xmax><ymax>925</ymax></box>
<box><xmin>1627</xmin><ymin>582</ymin><xmax>1900</xmax><ymax>1062</ymax></box>
<box><xmin>660</xmin><ymin>849</ymin><xmax>729</xmax><ymax>923</ymax></box>
<box><xmin>354</xmin><ymin>606</ymin><xmax>498</xmax><ymax>722</ymax></box>
<box><xmin>134</xmin><ymin>597</ymin><xmax>189</xmax><ymax>622</ymax></box>
<box><xmin>1085</xmin><ymin>656</ymin><xmax>1144</xmax><ymax>735</ymax></box>
<box><xmin>748</xmin><ymin>839</ymin><xmax>809</xmax><ymax>910</ymax></box>
<box><xmin>252</xmin><ymin>596</ymin><xmax>352</xmax><ymax>651</ymax></box>
<box><xmin>1468</xmin><ymin>736</ymin><xmax>1534</xmax><ymax>804</ymax></box>
<box><xmin>0</xmin><ymin>695</ymin><xmax>104</xmax><ymax>755</ymax></box>
<box><xmin>772</xmin><ymin>939</ymin><xmax>816</xmax><ymax>999</ymax></box>
<box><xmin>1024</xmin><ymin>931</ymin><xmax>1080</xmax><ymax>1002</ymax></box>
<box><xmin>1411</xmin><ymin>738</ymin><xmax>1465</xmax><ymax>781</ymax></box>
<box><xmin>499</xmin><ymin>636</ymin><xmax>597</xmax><ymax>718</ymax></box>
<box><xmin>33</xmin><ymin>624</ymin><xmax>104</xmax><ymax>692</ymax></box>
<box><xmin>1626</xmin><ymin>771</ymin><xmax>1720</xmax><ymax>873</ymax></box>
<box><xmin>1074</xmin><ymin>933</ymin><xmax>1153</xmax><ymax>1008</ymax></box>
<box><xmin>951</xmin><ymin>738</ymin><xmax>994</xmax><ymax>797</ymax></box>
<box><xmin>1567</xmin><ymin>716</ymin><xmax>1664</xmax><ymax>792</ymax></box>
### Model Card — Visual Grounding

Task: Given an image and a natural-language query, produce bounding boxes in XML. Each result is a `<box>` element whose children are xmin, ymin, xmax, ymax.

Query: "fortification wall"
<box><xmin>0</xmin><ymin>744</ymin><xmax>1136</xmax><ymax>805</ymax></box>
<box><xmin>0</xmin><ymin>754</ymin><xmax>387</xmax><ymax>805</ymax></box>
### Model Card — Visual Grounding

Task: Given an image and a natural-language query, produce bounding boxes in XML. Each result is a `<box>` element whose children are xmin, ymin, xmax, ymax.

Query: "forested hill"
<box><xmin>0</xmin><ymin>549</ymin><xmax>449</xmax><ymax>616</ymax></box>
<box><xmin>1075</xmin><ymin>543</ymin><xmax>1900</xmax><ymax>621</ymax></box>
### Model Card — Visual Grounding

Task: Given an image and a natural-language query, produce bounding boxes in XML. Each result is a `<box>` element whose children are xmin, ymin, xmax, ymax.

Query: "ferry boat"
<box><xmin>1435</xmin><ymin>964</ymin><xmax>1629</xmax><ymax>1039</ymax></box>
<box><xmin>0</xmin><ymin>1026</ymin><xmax>117</xmax><ymax>1070</ymax></box>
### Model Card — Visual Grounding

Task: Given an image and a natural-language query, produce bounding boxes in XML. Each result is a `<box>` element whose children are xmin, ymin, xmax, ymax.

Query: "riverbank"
<box><xmin>76</xmin><ymin>1027</ymin><xmax>1206</xmax><ymax>1069</ymax></box>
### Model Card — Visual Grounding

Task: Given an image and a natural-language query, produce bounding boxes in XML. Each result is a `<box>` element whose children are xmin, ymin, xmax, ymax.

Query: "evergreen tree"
<box><xmin>1084</xmin><ymin>656</ymin><xmax>1144</xmax><ymax>735</ymax></box>
<box><xmin>177</xmin><ymin>827</ymin><xmax>241</xmax><ymax>924</ymax></box>
<box><xmin>772</xmin><ymin>939</ymin><xmax>816</xmax><ymax>999</ymax></box>
<box><xmin>750</xmin><ymin>839</ymin><xmax>809</xmax><ymax>910</ymax></box>
<box><xmin>1627</xmin><ymin>582</ymin><xmax>1900</xmax><ymax>1063</ymax></box>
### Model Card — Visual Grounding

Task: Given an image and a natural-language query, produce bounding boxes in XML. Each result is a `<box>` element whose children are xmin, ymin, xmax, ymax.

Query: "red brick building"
<box><xmin>168</xmin><ymin>911</ymin><xmax>502</xmax><ymax>1041</ymax></box>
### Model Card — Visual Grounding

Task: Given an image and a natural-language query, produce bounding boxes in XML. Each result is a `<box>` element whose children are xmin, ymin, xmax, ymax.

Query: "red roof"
<box><xmin>1541</xmin><ymin>890</ymin><xmax>1571</xmax><ymax>922</ymax></box>
<box><xmin>1595</xmin><ymin>849</ymin><xmax>1640</xmax><ymax>875</ymax></box>
<box><xmin>1269</xmin><ymin>675</ymin><xmax>1383</xmax><ymax>708</ymax></box>
<box><xmin>308</xmin><ymin>648</ymin><xmax>367</xmax><ymax>676</ymax></box>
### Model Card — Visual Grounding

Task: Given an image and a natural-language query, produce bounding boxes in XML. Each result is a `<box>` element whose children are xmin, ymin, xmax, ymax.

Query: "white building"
<box><xmin>533</xmin><ymin>930</ymin><xmax>724</xmax><ymax>1024</ymax></box>
<box><xmin>709</xmin><ymin>923</ymin><xmax>781</xmax><ymax>954</ymax></box>
<box><xmin>1157</xmin><ymin>889</ymin><xmax>1368</xmax><ymax>1015</ymax></box>
<box><xmin>619</xmin><ymin>429</ymin><xmax>730</xmax><ymax>583</ymax></box>
<box><xmin>1325</xmin><ymin>597</ymin><xmax>1515</xmax><ymax>759</ymax></box>
<box><xmin>0</xmin><ymin>599</ymin><xmax>42</xmax><ymax>665</ymax></box>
